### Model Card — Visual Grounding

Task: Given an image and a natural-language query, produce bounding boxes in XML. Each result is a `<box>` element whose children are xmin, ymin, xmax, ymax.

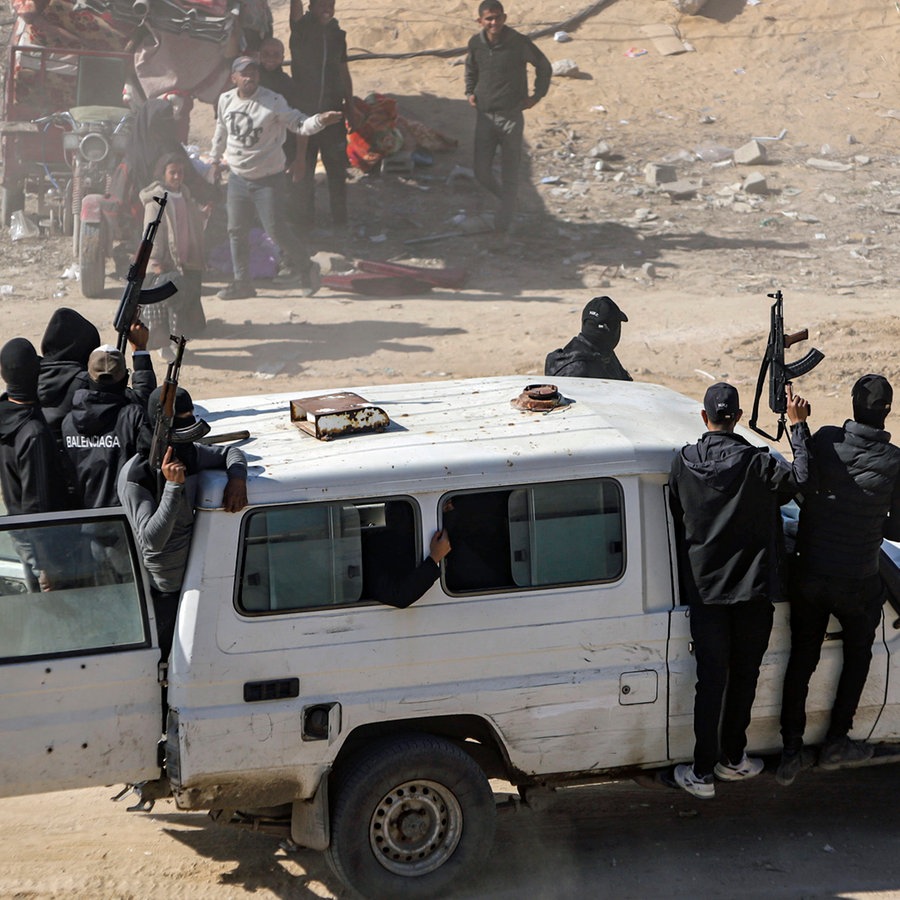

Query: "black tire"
<box><xmin>326</xmin><ymin>733</ymin><xmax>496</xmax><ymax>900</ymax></box>
<box><xmin>1</xmin><ymin>183</ymin><xmax>25</xmax><ymax>228</ymax></box>
<box><xmin>79</xmin><ymin>220</ymin><xmax>106</xmax><ymax>298</ymax></box>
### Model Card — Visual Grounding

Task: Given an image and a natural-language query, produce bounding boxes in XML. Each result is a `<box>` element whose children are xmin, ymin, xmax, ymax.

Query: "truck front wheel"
<box><xmin>326</xmin><ymin>733</ymin><xmax>496</xmax><ymax>900</ymax></box>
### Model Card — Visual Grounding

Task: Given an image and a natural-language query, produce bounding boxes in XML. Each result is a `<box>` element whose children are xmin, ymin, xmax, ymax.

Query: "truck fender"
<box><xmin>79</xmin><ymin>192</ymin><xmax>104</xmax><ymax>224</ymax></box>
<box><xmin>291</xmin><ymin>775</ymin><xmax>329</xmax><ymax>851</ymax></box>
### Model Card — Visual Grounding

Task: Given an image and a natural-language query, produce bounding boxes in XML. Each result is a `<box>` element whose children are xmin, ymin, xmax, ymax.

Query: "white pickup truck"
<box><xmin>1</xmin><ymin>376</ymin><xmax>898</xmax><ymax>900</ymax></box>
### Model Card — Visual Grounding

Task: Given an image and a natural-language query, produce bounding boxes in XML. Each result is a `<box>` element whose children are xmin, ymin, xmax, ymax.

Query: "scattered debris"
<box><xmin>806</xmin><ymin>158</ymin><xmax>854</xmax><ymax>172</ymax></box>
<box><xmin>641</xmin><ymin>24</ymin><xmax>691</xmax><ymax>56</ymax></box>
<box><xmin>552</xmin><ymin>59</ymin><xmax>580</xmax><ymax>77</ymax></box>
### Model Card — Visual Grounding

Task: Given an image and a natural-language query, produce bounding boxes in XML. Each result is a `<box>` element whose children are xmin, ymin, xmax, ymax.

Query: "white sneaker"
<box><xmin>674</xmin><ymin>763</ymin><xmax>715</xmax><ymax>799</ymax></box>
<box><xmin>714</xmin><ymin>754</ymin><xmax>765</xmax><ymax>781</ymax></box>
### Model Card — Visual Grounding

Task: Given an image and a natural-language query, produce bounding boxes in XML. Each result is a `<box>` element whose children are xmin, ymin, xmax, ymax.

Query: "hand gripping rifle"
<box><xmin>113</xmin><ymin>193</ymin><xmax>178</xmax><ymax>354</ymax></box>
<box><xmin>148</xmin><ymin>336</ymin><xmax>210</xmax><ymax>474</ymax></box>
<box><xmin>749</xmin><ymin>290</ymin><xmax>824</xmax><ymax>441</ymax></box>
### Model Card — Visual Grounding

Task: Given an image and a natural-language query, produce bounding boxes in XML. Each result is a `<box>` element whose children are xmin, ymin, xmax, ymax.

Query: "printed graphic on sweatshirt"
<box><xmin>227</xmin><ymin>110</ymin><xmax>263</xmax><ymax>148</ymax></box>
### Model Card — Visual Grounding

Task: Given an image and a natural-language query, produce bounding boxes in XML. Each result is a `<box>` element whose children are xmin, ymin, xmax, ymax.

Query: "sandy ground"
<box><xmin>2</xmin><ymin>0</ymin><xmax>900</xmax><ymax>896</ymax></box>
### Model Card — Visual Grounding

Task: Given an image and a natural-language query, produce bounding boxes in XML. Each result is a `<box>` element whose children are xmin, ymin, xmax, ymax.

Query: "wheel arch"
<box><xmin>332</xmin><ymin>714</ymin><xmax>512</xmax><ymax>785</ymax></box>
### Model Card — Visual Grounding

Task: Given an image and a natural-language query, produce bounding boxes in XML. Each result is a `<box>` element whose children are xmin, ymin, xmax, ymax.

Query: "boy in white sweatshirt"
<box><xmin>211</xmin><ymin>56</ymin><xmax>343</xmax><ymax>300</ymax></box>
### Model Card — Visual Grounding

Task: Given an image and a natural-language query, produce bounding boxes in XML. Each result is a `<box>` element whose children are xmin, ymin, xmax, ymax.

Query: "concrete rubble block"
<box><xmin>552</xmin><ymin>59</ymin><xmax>580</xmax><ymax>77</ymax></box>
<box><xmin>806</xmin><ymin>158</ymin><xmax>853</xmax><ymax>172</ymax></box>
<box><xmin>659</xmin><ymin>179</ymin><xmax>701</xmax><ymax>199</ymax></box>
<box><xmin>733</xmin><ymin>140</ymin><xmax>767</xmax><ymax>165</ymax></box>
<box><xmin>742</xmin><ymin>172</ymin><xmax>768</xmax><ymax>194</ymax></box>
<box><xmin>644</xmin><ymin>163</ymin><xmax>677</xmax><ymax>185</ymax></box>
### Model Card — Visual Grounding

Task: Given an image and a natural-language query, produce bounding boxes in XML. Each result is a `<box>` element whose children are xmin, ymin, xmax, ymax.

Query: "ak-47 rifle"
<box><xmin>749</xmin><ymin>289</ymin><xmax>824</xmax><ymax>441</ymax></box>
<box><xmin>149</xmin><ymin>335</ymin><xmax>210</xmax><ymax>473</ymax></box>
<box><xmin>113</xmin><ymin>193</ymin><xmax>178</xmax><ymax>353</ymax></box>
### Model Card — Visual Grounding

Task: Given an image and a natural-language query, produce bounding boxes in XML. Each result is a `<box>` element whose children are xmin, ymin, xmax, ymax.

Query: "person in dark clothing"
<box><xmin>544</xmin><ymin>296</ymin><xmax>632</xmax><ymax>381</ymax></box>
<box><xmin>37</xmin><ymin>307</ymin><xmax>101</xmax><ymax>442</ymax></box>
<box><xmin>258</xmin><ymin>36</ymin><xmax>307</xmax><ymax>227</ymax></box>
<box><xmin>0</xmin><ymin>338</ymin><xmax>68</xmax><ymax>516</ymax></box>
<box><xmin>289</xmin><ymin>0</ymin><xmax>354</xmax><ymax>234</ymax></box>
<box><xmin>0</xmin><ymin>338</ymin><xmax>70</xmax><ymax>590</ymax></box>
<box><xmin>363</xmin><ymin>501</ymin><xmax>450</xmax><ymax>609</ymax></box>
<box><xmin>39</xmin><ymin>309</ymin><xmax>157</xmax><ymax>447</ymax></box>
<box><xmin>669</xmin><ymin>381</ymin><xmax>811</xmax><ymax>799</ymax></box>
<box><xmin>778</xmin><ymin>374</ymin><xmax>900</xmax><ymax>785</ymax></box>
<box><xmin>124</xmin><ymin>96</ymin><xmax>218</xmax><ymax>212</ymax></box>
<box><xmin>118</xmin><ymin>386</ymin><xmax>248</xmax><ymax>661</ymax></box>
<box><xmin>464</xmin><ymin>0</ymin><xmax>551</xmax><ymax>234</ymax></box>
<box><xmin>61</xmin><ymin>346</ymin><xmax>152</xmax><ymax>509</ymax></box>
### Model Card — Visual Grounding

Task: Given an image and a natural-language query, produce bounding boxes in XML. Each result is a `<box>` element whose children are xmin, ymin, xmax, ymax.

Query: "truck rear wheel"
<box><xmin>326</xmin><ymin>733</ymin><xmax>496</xmax><ymax>900</ymax></box>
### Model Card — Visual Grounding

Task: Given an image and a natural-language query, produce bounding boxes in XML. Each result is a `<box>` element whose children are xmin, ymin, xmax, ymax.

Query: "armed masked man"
<box><xmin>118</xmin><ymin>386</ymin><xmax>248</xmax><ymax>660</ymax></box>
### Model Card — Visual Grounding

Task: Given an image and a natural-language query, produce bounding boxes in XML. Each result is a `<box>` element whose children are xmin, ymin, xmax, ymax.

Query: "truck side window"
<box><xmin>238</xmin><ymin>498</ymin><xmax>419</xmax><ymax>613</ymax></box>
<box><xmin>443</xmin><ymin>478</ymin><xmax>624</xmax><ymax>594</ymax></box>
<box><xmin>0</xmin><ymin>518</ymin><xmax>148</xmax><ymax>661</ymax></box>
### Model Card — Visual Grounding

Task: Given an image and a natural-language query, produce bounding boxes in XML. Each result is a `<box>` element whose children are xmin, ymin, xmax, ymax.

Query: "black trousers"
<box><xmin>780</xmin><ymin>572</ymin><xmax>883</xmax><ymax>752</ymax></box>
<box><xmin>689</xmin><ymin>598</ymin><xmax>774</xmax><ymax>777</ymax></box>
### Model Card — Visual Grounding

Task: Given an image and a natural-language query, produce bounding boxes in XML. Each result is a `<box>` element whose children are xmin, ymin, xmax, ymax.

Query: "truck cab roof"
<box><xmin>193</xmin><ymin>377</ymin><xmax>722</xmax><ymax>508</ymax></box>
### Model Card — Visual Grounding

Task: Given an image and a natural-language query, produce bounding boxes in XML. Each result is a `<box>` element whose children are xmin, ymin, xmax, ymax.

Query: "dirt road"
<box><xmin>2</xmin><ymin>760</ymin><xmax>899</xmax><ymax>898</ymax></box>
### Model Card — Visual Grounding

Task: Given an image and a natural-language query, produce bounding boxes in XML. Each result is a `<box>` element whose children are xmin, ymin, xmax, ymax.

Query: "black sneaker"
<box><xmin>818</xmin><ymin>736</ymin><xmax>874</xmax><ymax>770</ymax></box>
<box><xmin>776</xmin><ymin>747</ymin><xmax>816</xmax><ymax>786</ymax></box>
<box><xmin>217</xmin><ymin>281</ymin><xmax>256</xmax><ymax>300</ymax></box>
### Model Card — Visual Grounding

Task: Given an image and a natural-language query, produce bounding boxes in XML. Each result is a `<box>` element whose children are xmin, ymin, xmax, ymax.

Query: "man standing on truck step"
<box><xmin>669</xmin><ymin>381</ymin><xmax>811</xmax><ymax>799</ymax></box>
<box><xmin>117</xmin><ymin>386</ymin><xmax>248</xmax><ymax>662</ymax></box>
<box><xmin>777</xmin><ymin>374</ymin><xmax>900</xmax><ymax>785</ymax></box>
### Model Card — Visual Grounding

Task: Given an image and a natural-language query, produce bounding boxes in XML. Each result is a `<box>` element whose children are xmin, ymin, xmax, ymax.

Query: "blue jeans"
<box><xmin>473</xmin><ymin>109</ymin><xmax>524</xmax><ymax>233</ymax></box>
<box><xmin>689</xmin><ymin>598</ymin><xmax>774</xmax><ymax>777</ymax></box>
<box><xmin>226</xmin><ymin>171</ymin><xmax>310</xmax><ymax>282</ymax></box>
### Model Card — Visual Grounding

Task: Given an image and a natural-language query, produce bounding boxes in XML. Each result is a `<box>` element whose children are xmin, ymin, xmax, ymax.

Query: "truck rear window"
<box><xmin>238</xmin><ymin>498</ymin><xmax>420</xmax><ymax>613</ymax></box>
<box><xmin>442</xmin><ymin>479</ymin><xmax>625</xmax><ymax>593</ymax></box>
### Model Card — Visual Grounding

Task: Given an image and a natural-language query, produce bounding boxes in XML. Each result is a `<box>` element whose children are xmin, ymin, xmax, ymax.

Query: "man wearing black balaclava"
<box><xmin>117</xmin><ymin>385</ymin><xmax>248</xmax><ymax>660</ymax></box>
<box><xmin>38</xmin><ymin>308</ymin><xmax>157</xmax><ymax>447</ymax></box>
<box><xmin>544</xmin><ymin>296</ymin><xmax>632</xmax><ymax>381</ymax></box>
<box><xmin>0</xmin><ymin>337</ymin><xmax>67</xmax><ymax>517</ymax></box>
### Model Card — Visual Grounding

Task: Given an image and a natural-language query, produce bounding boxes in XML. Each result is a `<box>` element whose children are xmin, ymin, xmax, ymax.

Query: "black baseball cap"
<box><xmin>852</xmin><ymin>374</ymin><xmax>892</xmax><ymax>421</ymax></box>
<box><xmin>582</xmin><ymin>296</ymin><xmax>628</xmax><ymax>327</ymax></box>
<box><xmin>704</xmin><ymin>382</ymin><xmax>740</xmax><ymax>424</ymax></box>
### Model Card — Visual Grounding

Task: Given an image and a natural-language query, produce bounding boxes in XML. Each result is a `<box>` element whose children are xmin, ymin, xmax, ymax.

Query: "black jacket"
<box><xmin>39</xmin><ymin>352</ymin><xmax>157</xmax><ymax>446</ymax></box>
<box><xmin>0</xmin><ymin>397</ymin><xmax>68</xmax><ymax>515</ymax></box>
<box><xmin>796</xmin><ymin>420</ymin><xmax>900</xmax><ymax>580</ymax></box>
<box><xmin>669</xmin><ymin>425</ymin><xmax>811</xmax><ymax>606</ymax></box>
<box><xmin>290</xmin><ymin>14</ymin><xmax>348</xmax><ymax>112</ymax></box>
<box><xmin>544</xmin><ymin>335</ymin><xmax>632</xmax><ymax>381</ymax></box>
<box><xmin>464</xmin><ymin>26</ymin><xmax>551</xmax><ymax>114</ymax></box>
<box><xmin>61</xmin><ymin>387</ymin><xmax>152</xmax><ymax>509</ymax></box>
